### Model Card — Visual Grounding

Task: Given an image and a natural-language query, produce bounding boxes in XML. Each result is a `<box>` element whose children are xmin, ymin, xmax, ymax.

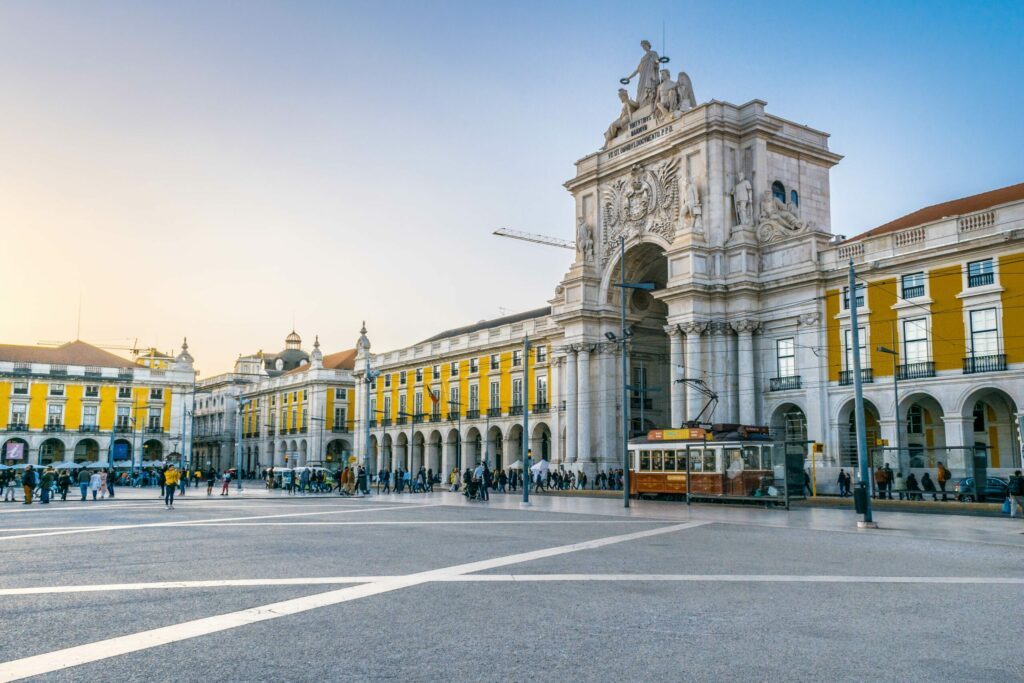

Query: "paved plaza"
<box><xmin>0</xmin><ymin>487</ymin><xmax>1022</xmax><ymax>682</ymax></box>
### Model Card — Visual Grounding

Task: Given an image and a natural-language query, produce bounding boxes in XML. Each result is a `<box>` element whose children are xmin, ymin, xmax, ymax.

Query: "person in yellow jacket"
<box><xmin>163</xmin><ymin>465</ymin><xmax>180</xmax><ymax>509</ymax></box>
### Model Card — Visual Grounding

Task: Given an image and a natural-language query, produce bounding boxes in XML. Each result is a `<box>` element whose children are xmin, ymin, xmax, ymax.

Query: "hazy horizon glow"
<box><xmin>2</xmin><ymin>1</ymin><xmax>1022</xmax><ymax>375</ymax></box>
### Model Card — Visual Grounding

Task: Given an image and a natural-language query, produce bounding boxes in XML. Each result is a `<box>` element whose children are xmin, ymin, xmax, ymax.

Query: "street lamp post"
<box><xmin>877</xmin><ymin>338</ymin><xmax>902</xmax><ymax>473</ymax></box>
<box><xmin>849</xmin><ymin>260</ymin><xmax>875</xmax><ymax>527</ymax></box>
<box><xmin>235</xmin><ymin>397</ymin><xmax>251</xmax><ymax>492</ymax></box>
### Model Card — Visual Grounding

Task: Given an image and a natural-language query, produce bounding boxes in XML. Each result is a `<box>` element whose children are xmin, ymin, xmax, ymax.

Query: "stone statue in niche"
<box><xmin>682</xmin><ymin>176</ymin><xmax>703</xmax><ymax>233</ymax></box>
<box><xmin>620</xmin><ymin>39</ymin><xmax>661</xmax><ymax>107</ymax></box>
<box><xmin>576</xmin><ymin>217</ymin><xmax>595</xmax><ymax>263</ymax></box>
<box><xmin>731</xmin><ymin>172</ymin><xmax>753</xmax><ymax>226</ymax></box>
<box><xmin>603</xmin><ymin>88</ymin><xmax>638</xmax><ymax>148</ymax></box>
<box><xmin>675</xmin><ymin>71</ymin><xmax>696</xmax><ymax>111</ymax></box>
<box><xmin>655</xmin><ymin>69</ymin><xmax>679</xmax><ymax>119</ymax></box>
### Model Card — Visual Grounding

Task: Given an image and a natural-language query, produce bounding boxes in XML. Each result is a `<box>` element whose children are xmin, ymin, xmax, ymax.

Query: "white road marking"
<box><xmin>0</xmin><ymin>503</ymin><xmax>442</xmax><ymax>541</ymax></box>
<box><xmin>0</xmin><ymin>577</ymin><xmax>389</xmax><ymax>597</ymax></box>
<box><xmin>0</xmin><ymin>521</ymin><xmax>708</xmax><ymax>681</ymax></box>
<box><xmin>188</xmin><ymin>520</ymin><xmax>658</xmax><ymax>527</ymax></box>
<box><xmin>441</xmin><ymin>573</ymin><xmax>1024</xmax><ymax>584</ymax></box>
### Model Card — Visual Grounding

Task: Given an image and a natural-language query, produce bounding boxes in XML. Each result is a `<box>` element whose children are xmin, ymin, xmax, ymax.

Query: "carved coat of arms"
<box><xmin>601</xmin><ymin>159</ymin><xmax>679</xmax><ymax>261</ymax></box>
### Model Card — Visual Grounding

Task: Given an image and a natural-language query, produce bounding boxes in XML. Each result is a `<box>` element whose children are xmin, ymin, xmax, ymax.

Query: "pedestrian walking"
<box><xmin>1008</xmin><ymin>469</ymin><xmax>1024</xmax><ymax>518</ymax></box>
<box><xmin>936</xmin><ymin>461</ymin><xmax>951</xmax><ymax>501</ymax></box>
<box><xmin>39</xmin><ymin>466</ymin><xmax>54</xmax><ymax>504</ymax></box>
<box><xmin>221</xmin><ymin>470</ymin><xmax>232</xmax><ymax>495</ymax></box>
<box><xmin>57</xmin><ymin>469</ymin><xmax>71</xmax><ymax>502</ymax></box>
<box><xmin>21</xmin><ymin>465</ymin><xmax>37</xmax><ymax>505</ymax></box>
<box><xmin>98</xmin><ymin>470</ymin><xmax>108</xmax><ymax>500</ymax></box>
<box><xmin>164</xmin><ymin>465</ymin><xmax>179</xmax><ymax>508</ymax></box>
<box><xmin>1</xmin><ymin>469</ymin><xmax>16</xmax><ymax>502</ymax></box>
<box><xmin>89</xmin><ymin>470</ymin><xmax>101</xmax><ymax>500</ymax></box>
<box><xmin>206</xmin><ymin>467</ymin><xmax>216</xmax><ymax>496</ymax></box>
<box><xmin>873</xmin><ymin>466</ymin><xmax>887</xmax><ymax>499</ymax></box>
<box><xmin>78</xmin><ymin>468</ymin><xmax>90</xmax><ymax>500</ymax></box>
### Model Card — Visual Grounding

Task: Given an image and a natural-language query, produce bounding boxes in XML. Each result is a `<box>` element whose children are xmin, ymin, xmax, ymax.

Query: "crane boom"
<box><xmin>493</xmin><ymin>228</ymin><xmax>575</xmax><ymax>250</ymax></box>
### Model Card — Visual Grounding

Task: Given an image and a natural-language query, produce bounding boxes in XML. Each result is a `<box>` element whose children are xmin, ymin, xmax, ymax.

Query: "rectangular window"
<box><xmin>901</xmin><ymin>272</ymin><xmax>925</xmax><ymax>299</ymax></box>
<box><xmin>83</xmin><ymin>404</ymin><xmax>98</xmax><ymax>426</ymax></box>
<box><xmin>383</xmin><ymin>396</ymin><xmax>391</xmax><ymax>419</ymax></box>
<box><xmin>490</xmin><ymin>354</ymin><xmax>500</xmax><ymax>370</ymax></box>
<box><xmin>333</xmin><ymin>406</ymin><xmax>345</xmax><ymax>427</ymax></box>
<box><xmin>47</xmin><ymin>404</ymin><xmax>63</xmax><ymax>426</ymax></box>
<box><xmin>843</xmin><ymin>327</ymin><xmax>868</xmax><ymax>370</ymax></box>
<box><xmin>116</xmin><ymin>406</ymin><xmax>131</xmax><ymax>427</ymax></box>
<box><xmin>432</xmin><ymin>364</ymin><xmax>440</xmax><ymax>377</ymax></box>
<box><xmin>50</xmin><ymin>384</ymin><xmax>65</xmax><ymax>396</ymax></box>
<box><xmin>469</xmin><ymin>384</ymin><xmax>479</xmax><ymax>411</ymax></box>
<box><xmin>118</xmin><ymin>386</ymin><xmax>131</xmax><ymax>399</ymax></box>
<box><xmin>414</xmin><ymin>392</ymin><xmax>423</xmax><ymax>416</ymax></box>
<box><xmin>334</xmin><ymin>388</ymin><xmax>346</xmax><ymax>400</ymax></box>
<box><xmin>13</xmin><ymin>382</ymin><xmax>28</xmax><ymax>395</ymax></box>
<box><xmin>148</xmin><ymin>408</ymin><xmax>162</xmax><ymax>429</ymax></box>
<box><xmin>84</xmin><ymin>385</ymin><xmax>99</xmax><ymax>398</ymax></box>
<box><xmin>776</xmin><ymin>338</ymin><xmax>796</xmax><ymax>378</ymax></box>
<box><xmin>470</xmin><ymin>358</ymin><xmax>479</xmax><ymax>373</ymax></box>
<box><xmin>303</xmin><ymin>390</ymin><xmax>308</xmax><ymax>401</ymax></box>
<box><xmin>415</xmin><ymin>368</ymin><xmax>423</xmax><ymax>382</ymax></box>
<box><xmin>967</xmin><ymin>259</ymin><xmax>994</xmax><ymax>288</ymax></box>
<box><xmin>449</xmin><ymin>386</ymin><xmax>460</xmax><ymax>413</ymax></box>
<box><xmin>512</xmin><ymin>378</ymin><xmax>523</xmax><ymax>407</ymax></box>
<box><xmin>969</xmin><ymin>308</ymin><xmax>999</xmax><ymax>356</ymax></box>
<box><xmin>399</xmin><ymin>394</ymin><xmax>407</xmax><ymax>417</ymax></box>
<box><xmin>512</xmin><ymin>350</ymin><xmax>522</xmax><ymax>367</ymax></box>
<box><xmin>369</xmin><ymin>398</ymin><xmax>377</xmax><ymax>421</ymax></box>
<box><xmin>907</xmin><ymin>405</ymin><xmax>923</xmax><ymax>435</ymax></box>
<box><xmin>536</xmin><ymin>376</ymin><xmax>548</xmax><ymax>405</ymax></box>
<box><xmin>150</xmin><ymin>388</ymin><xmax>163</xmax><ymax>400</ymax></box>
<box><xmin>399</xmin><ymin>371</ymin><xmax>407</xmax><ymax>386</ymax></box>
<box><xmin>842</xmin><ymin>284</ymin><xmax>865</xmax><ymax>310</ymax></box>
<box><xmin>11</xmin><ymin>403</ymin><xmax>27</xmax><ymax>426</ymax></box>
<box><xmin>903</xmin><ymin>318</ymin><xmax>929</xmax><ymax>364</ymax></box>
<box><xmin>450</xmin><ymin>361</ymin><xmax>459</xmax><ymax>377</ymax></box>
<box><xmin>489</xmin><ymin>380</ymin><xmax>500</xmax><ymax>408</ymax></box>
<box><xmin>535</xmin><ymin>345</ymin><xmax>547</xmax><ymax>363</ymax></box>
<box><xmin>384</xmin><ymin>374</ymin><xmax>391</xmax><ymax>388</ymax></box>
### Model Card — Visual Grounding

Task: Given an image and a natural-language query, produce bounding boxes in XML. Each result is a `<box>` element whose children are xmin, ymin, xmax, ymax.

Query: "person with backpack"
<box><xmin>221</xmin><ymin>470</ymin><xmax>232</xmax><ymax>496</ymax></box>
<box><xmin>21</xmin><ymin>465</ymin><xmax>37</xmax><ymax>505</ymax></box>
<box><xmin>1009</xmin><ymin>470</ymin><xmax>1024</xmax><ymax>518</ymax></box>
<box><xmin>936</xmin><ymin>462</ymin><xmax>951</xmax><ymax>501</ymax></box>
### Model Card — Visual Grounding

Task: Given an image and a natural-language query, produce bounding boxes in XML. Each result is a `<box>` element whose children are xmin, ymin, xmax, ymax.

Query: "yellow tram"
<box><xmin>628</xmin><ymin>426</ymin><xmax>777</xmax><ymax>499</ymax></box>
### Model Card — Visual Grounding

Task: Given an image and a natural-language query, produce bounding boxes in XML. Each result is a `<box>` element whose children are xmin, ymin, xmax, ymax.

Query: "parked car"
<box><xmin>953</xmin><ymin>476</ymin><xmax>1009</xmax><ymax>502</ymax></box>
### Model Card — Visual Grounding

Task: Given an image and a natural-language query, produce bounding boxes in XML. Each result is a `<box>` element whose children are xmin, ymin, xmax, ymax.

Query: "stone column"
<box><xmin>597</xmin><ymin>347</ymin><xmax>616</xmax><ymax>465</ymax></box>
<box><xmin>550</xmin><ymin>355</ymin><xmax>562</xmax><ymax>464</ymax></box>
<box><xmin>666</xmin><ymin>325</ymin><xmax>684</xmax><ymax>429</ymax></box>
<box><xmin>941</xmin><ymin>416</ymin><xmax>972</xmax><ymax>472</ymax></box>
<box><xmin>681</xmin><ymin>322</ymin><xmax>707</xmax><ymax>423</ymax></box>
<box><xmin>732</xmin><ymin>320</ymin><xmax>760</xmax><ymax>426</ymax></box>
<box><xmin>577</xmin><ymin>347</ymin><xmax>592</xmax><ymax>467</ymax></box>
<box><xmin>565</xmin><ymin>349</ymin><xmax>578</xmax><ymax>463</ymax></box>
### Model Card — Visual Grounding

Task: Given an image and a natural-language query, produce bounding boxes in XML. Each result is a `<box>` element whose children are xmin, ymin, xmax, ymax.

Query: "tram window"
<box><xmin>664</xmin><ymin>450</ymin><xmax>677</xmax><ymax>471</ymax></box>
<box><xmin>640</xmin><ymin>451</ymin><xmax>651</xmax><ymax>471</ymax></box>
<box><xmin>651</xmin><ymin>450</ymin><xmax>663</xmax><ymax>471</ymax></box>
<box><xmin>742</xmin><ymin>446</ymin><xmax>762</xmax><ymax>469</ymax></box>
<box><xmin>628</xmin><ymin>450</ymin><xmax>636</xmax><ymax>469</ymax></box>
<box><xmin>678</xmin><ymin>452</ymin><xmax>688</xmax><ymax>471</ymax></box>
<box><xmin>689</xmin><ymin>449</ymin><xmax>702</xmax><ymax>471</ymax></box>
<box><xmin>703</xmin><ymin>451</ymin><xmax>718</xmax><ymax>472</ymax></box>
<box><xmin>726</xmin><ymin>448</ymin><xmax>744</xmax><ymax>475</ymax></box>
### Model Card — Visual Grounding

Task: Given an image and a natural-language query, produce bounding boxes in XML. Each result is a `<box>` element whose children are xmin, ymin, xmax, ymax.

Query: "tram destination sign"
<box><xmin>648</xmin><ymin>428</ymin><xmax>709</xmax><ymax>441</ymax></box>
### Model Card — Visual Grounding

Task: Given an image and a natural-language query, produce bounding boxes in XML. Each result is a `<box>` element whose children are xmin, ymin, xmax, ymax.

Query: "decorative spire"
<box><xmin>310</xmin><ymin>334</ymin><xmax>324</xmax><ymax>367</ymax></box>
<box><xmin>356</xmin><ymin>321</ymin><xmax>371</xmax><ymax>353</ymax></box>
<box><xmin>174</xmin><ymin>337</ymin><xmax>194</xmax><ymax>366</ymax></box>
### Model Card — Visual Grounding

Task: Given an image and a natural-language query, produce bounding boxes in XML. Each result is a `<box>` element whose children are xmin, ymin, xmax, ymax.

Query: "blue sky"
<box><xmin>0</xmin><ymin>0</ymin><xmax>1021</xmax><ymax>372</ymax></box>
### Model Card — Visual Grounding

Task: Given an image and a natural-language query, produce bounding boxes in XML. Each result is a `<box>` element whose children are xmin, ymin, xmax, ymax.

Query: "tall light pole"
<box><xmin>234</xmin><ymin>397</ymin><xmax>250</xmax><ymax>492</ymax></box>
<box><xmin>878</xmin><ymin>337</ymin><xmax>902</xmax><ymax>472</ymax></box>
<box><xmin>849</xmin><ymin>260</ymin><xmax>875</xmax><ymax>528</ymax></box>
<box><xmin>522</xmin><ymin>334</ymin><xmax>531</xmax><ymax>505</ymax></box>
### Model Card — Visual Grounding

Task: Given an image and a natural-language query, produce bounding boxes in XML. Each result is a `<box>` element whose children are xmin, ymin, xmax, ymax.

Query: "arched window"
<box><xmin>790</xmin><ymin>190</ymin><xmax>799</xmax><ymax>207</ymax></box>
<box><xmin>772</xmin><ymin>181</ymin><xmax>786</xmax><ymax>203</ymax></box>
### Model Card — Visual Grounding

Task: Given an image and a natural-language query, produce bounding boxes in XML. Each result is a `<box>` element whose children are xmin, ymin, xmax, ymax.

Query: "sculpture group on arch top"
<box><xmin>577</xmin><ymin>39</ymin><xmax>814</xmax><ymax>272</ymax></box>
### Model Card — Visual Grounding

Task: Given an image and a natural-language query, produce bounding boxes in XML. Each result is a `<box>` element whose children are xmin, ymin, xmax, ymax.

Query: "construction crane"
<box><xmin>493</xmin><ymin>228</ymin><xmax>575</xmax><ymax>251</ymax></box>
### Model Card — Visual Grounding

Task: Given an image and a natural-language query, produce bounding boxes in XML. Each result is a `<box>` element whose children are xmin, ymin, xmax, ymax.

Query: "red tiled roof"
<box><xmin>280</xmin><ymin>348</ymin><xmax>356</xmax><ymax>376</ymax></box>
<box><xmin>0</xmin><ymin>341</ymin><xmax>136</xmax><ymax>368</ymax></box>
<box><xmin>844</xmin><ymin>182</ymin><xmax>1024</xmax><ymax>243</ymax></box>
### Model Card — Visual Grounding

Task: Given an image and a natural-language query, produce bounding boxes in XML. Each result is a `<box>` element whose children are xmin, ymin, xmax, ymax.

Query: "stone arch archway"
<box><xmin>507</xmin><ymin>424</ymin><xmax>524</xmax><ymax>465</ymax></box>
<box><xmin>299</xmin><ymin>440</ymin><xmax>308</xmax><ymax>467</ymax></box>
<box><xmin>427</xmin><ymin>430</ymin><xmax>443</xmax><ymax>473</ymax></box>
<box><xmin>465</xmin><ymin>427</ymin><xmax>483</xmax><ymax>467</ymax></box>
<box><xmin>142</xmin><ymin>439</ymin><xmax>163</xmax><ymax>463</ymax></box>
<box><xmin>770</xmin><ymin>402</ymin><xmax>809</xmax><ymax>464</ymax></box>
<box><xmin>74</xmin><ymin>438</ymin><xmax>101</xmax><ymax>463</ymax></box>
<box><xmin>39</xmin><ymin>437</ymin><xmax>66</xmax><ymax>465</ymax></box>
<box><xmin>531</xmin><ymin>422</ymin><xmax>551</xmax><ymax>462</ymax></box>
<box><xmin>898</xmin><ymin>392</ymin><xmax>947</xmax><ymax>468</ymax></box>
<box><xmin>487</xmin><ymin>425</ymin><xmax>504</xmax><ymax>469</ymax></box>
<box><xmin>112</xmin><ymin>438</ymin><xmax>133</xmax><ymax>466</ymax></box>
<box><xmin>412</xmin><ymin>431</ymin><xmax>426</xmax><ymax>472</ymax></box>
<box><xmin>446</xmin><ymin>428</ymin><xmax>461</xmax><ymax>472</ymax></box>
<box><xmin>396</xmin><ymin>432</ymin><xmax>409</xmax><ymax>470</ymax></box>
<box><xmin>956</xmin><ymin>387</ymin><xmax>1020</xmax><ymax>470</ymax></box>
<box><xmin>325</xmin><ymin>438</ymin><xmax>351</xmax><ymax>469</ymax></box>
<box><xmin>381</xmin><ymin>433</ymin><xmax>393</xmax><ymax>470</ymax></box>
<box><xmin>2</xmin><ymin>438</ymin><xmax>29</xmax><ymax>464</ymax></box>
<box><xmin>837</xmin><ymin>398</ymin><xmax>881</xmax><ymax>468</ymax></box>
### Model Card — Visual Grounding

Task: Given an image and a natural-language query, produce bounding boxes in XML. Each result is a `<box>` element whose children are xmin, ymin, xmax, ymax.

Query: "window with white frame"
<box><xmin>116</xmin><ymin>405</ymin><xmax>131</xmax><ymax>428</ymax></box>
<box><xmin>842</xmin><ymin>284</ymin><xmax>865</xmax><ymax>310</ymax></box>
<box><xmin>490</xmin><ymin>354</ymin><xmax>500</xmax><ymax>370</ymax></box>
<box><xmin>489</xmin><ymin>380</ymin><xmax>500</xmax><ymax>409</ymax></box>
<box><xmin>469</xmin><ymin>384</ymin><xmax>479</xmax><ymax>411</ymax></box>
<box><xmin>150</xmin><ymin>388</ymin><xmax>163</xmax><ymax>400</ymax></box>
<box><xmin>10</xmin><ymin>403</ymin><xmax>27</xmax><ymax>426</ymax></box>
<box><xmin>907</xmin><ymin>405</ymin><xmax>924</xmax><ymax>435</ymax></box>
<box><xmin>901</xmin><ymin>272</ymin><xmax>925</xmax><ymax>299</ymax></box>
<box><xmin>536</xmin><ymin>376</ymin><xmax>548</xmax><ymax>405</ymax></box>
<box><xmin>843</xmin><ymin>327</ymin><xmax>868</xmax><ymax>370</ymax></box>
<box><xmin>85</xmin><ymin>385</ymin><xmax>99</xmax><ymax>398</ymax></box>
<box><xmin>512</xmin><ymin>350</ymin><xmax>522</xmax><ymax>367</ymax></box>
<box><xmin>12</xmin><ymin>382</ymin><xmax>28</xmax><ymax>395</ymax></box>
<box><xmin>449</xmin><ymin>386</ymin><xmax>460</xmax><ymax>413</ymax></box>
<box><xmin>470</xmin><ymin>358</ymin><xmax>479</xmax><ymax>373</ymax></box>
<box><xmin>384</xmin><ymin>374</ymin><xmax>391</xmax><ymax>388</ymax></box>
<box><xmin>776</xmin><ymin>339</ymin><xmax>796</xmax><ymax>378</ymax></box>
<box><xmin>967</xmin><ymin>259</ymin><xmax>994</xmax><ymax>288</ymax></box>
<box><xmin>148</xmin><ymin>407</ymin><xmax>162</xmax><ymax>429</ymax></box>
<box><xmin>399</xmin><ymin>371</ymin><xmax>406</xmax><ymax>386</ymax></box>
<box><xmin>399</xmin><ymin>394</ymin><xmax>407</xmax><ymax>417</ymax></box>
<box><xmin>450</xmin><ymin>361</ymin><xmax>459</xmax><ymax>377</ymax></box>
<box><xmin>118</xmin><ymin>386</ymin><xmax>131</xmax><ymax>399</ymax></box>
<box><xmin>383</xmin><ymin>396</ymin><xmax>391</xmax><ymax>420</ymax></box>
<box><xmin>369</xmin><ymin>398</ymin><xmax>377</xmax><ymax>421</ymax></box>
<box><xmin>414</xmin><ymin>392</ymin><xmax>423</xmax><ymax>416</ymax></box>
<box><xmin>50</xmin><ymin>383</ymin><xmax>65</xmax><ymax>397</ymax></box>
<box><xmin>512</xmin><ymin>378</ymin><xmax>523</xmax><ymax>407</ymax></box>
<box><xmin>535</xmin><ymin>345</ymin><xmax>547</xmax><ymax>363</ymax></box>
<box><xmin>334</xmin><ymin>406</ymin><xmax>346</xmax><ymax>428</ymax></box>
<box><xmin>432</xmin><ymin>364</ymin><xmax>440</xmax><ymax>377</ymax></box>
<box><xmin>47</xmin><ymin>403</ymin><xmax>63</xmax><ymax>426</ymax></box>
<box><xmin>902</xmin><ymin>318</ymin><xmax>929</xmax><ymax>364</ymax></box>
<box><xmin>415</xmin><ymin>368</ymin><xmax>423</xmax><ymax>382</ymax></box>
<box><xmin>969</xmin><ymin>308</ymin><xmax>999</xmax><ymax>357</ymax></box>
<box><xmin>83</xmin><ymin>404</ymin><xmax>98</xmax><ymax>427</ymax></box>
<box><xmin>335</xmin><ymin>388</ymin><xmax>346</xmax><ymax>400</ymax></box>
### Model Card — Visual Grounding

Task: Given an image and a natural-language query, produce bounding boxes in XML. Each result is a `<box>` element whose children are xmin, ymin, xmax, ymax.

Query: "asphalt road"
<box><xmin>0</xmin><ymin>486</ymin><xmax>1021</xmax><ymax>682</ymax></box>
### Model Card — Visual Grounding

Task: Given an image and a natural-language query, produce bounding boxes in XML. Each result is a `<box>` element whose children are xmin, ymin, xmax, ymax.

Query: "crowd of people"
<box><xmin>832</xmin><ymin>462</ymin><xmax>955</xmax><ymax>501</ymax></box>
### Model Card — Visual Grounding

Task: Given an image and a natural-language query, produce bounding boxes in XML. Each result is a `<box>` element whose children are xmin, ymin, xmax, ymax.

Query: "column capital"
<box><xmin>663</xmin><ymin>324</ymin><xmax>682</xmax><ymax>337</ymax></box>
<box><xmin>708</xmin><ymin>321</ymin><xmax>731</xmax><ymax>336</ymax></box>
<box><xmin>680</xmin><ymin>321</ymin><xmax>708</xmax><ymax>336</ymax></box>
<box><xmin>730</xmin><ymin>319</ymin><xmax>762</xmax><ymax>335</ymax></box>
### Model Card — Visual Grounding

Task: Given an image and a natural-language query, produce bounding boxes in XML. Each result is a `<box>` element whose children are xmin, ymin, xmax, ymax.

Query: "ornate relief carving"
<box><xmin>798</xmin><ymin>312</ymin><xmax>820</xmax><ymax>327</ymax></box>
<box><xmin>679</xmin><ymin>321</ymin><xmax>708</xmax><ymax>336</ymax></box>
<box><xmin>756</xmin><ymin>189</ymin><xmax>810</xmax><ymax>244</ymax></box>
<box><xmin>601</xmin><ymin>158</ymin><xmax>679</xmax><ymax>261</ymax></box>
<box><xmin>730</xmin><ymin>319</ymin><xmax>762</xmax><ymax>335</ymax></box>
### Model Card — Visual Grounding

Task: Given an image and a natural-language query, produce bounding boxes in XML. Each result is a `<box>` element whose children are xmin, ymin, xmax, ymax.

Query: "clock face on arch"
<box><xmin>275</xmin><ymin>358</ymin><xmax>284</xmax><ymax>371</ymax></box>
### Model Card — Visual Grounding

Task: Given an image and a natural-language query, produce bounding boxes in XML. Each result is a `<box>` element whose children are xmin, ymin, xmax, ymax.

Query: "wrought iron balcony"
<box><xmin>331</xmin><ymin>426</ymin><xmax>349</xmax><ymax>433</ymax></box>
<box><xmin>118</xmin><ymin>368</ymin><xmax>134</xmax><ymax>380</ymax></box>
<box><xmin>146</xmin><ymin>426</ymin><xmax>164</xmax><ymax>434</ymax></box>
<box><xmin>267</xmin><ymin>427</ymin><xmax>276</xmax><ymax>436</ymax></box>
<box><xmin>487</xmin><ymin>407</ymin><xmax>502</xmax><ymax>418</ymax></box>
<box><xmin>381</xmin><ymin>418</ymin><xmax>392</xmax><ymax>427</ymax></box>
<box><xmin>413</xmin><ymin>414</ymin><xmax>425</xmax><ymax>424</ymax></box>
<box><xmin>447</xmin><ymin>411</ymin><xmax>460</xmax><ymax>421</ymax></box>
<box><xmin>968</xmin><ymin>272</ymin><xmax>994</xmax><ymax>288</ymax></box>
<box><xmin>5</xmin><ymin>424</ymin><xmax>28</xmax><ymax>432</ymax></box>
<box><xmin>13</xmin><ymin>363</ymin><xmax>31</xmax><ymax>375</ymax></box>
<box><xmin>509</xmin><ymin>405</ymin><xmax>524</xmax><ymax>416</ymax></box>
<box><xmin>429</xmin><ymin>414</ymin><xmax>442</xmax><ymax>423</ymax></box>
<box><xmin>84</xmin><ymin>368</ymin><xmax>102</xmax><ymax>378</ymax></box>
<box><xmin>78</xmin><ymin>424</ymin><xmax>100</xmax><ymax>433</ymax></box>
<box><xmin>299</xmin><ymin>425</ymin><xmax>308</xmax><ymax>433</ymax></box>
<box><xmin>368</xmin><ymin>420</ymin><xmax>378</xmax><ymax>428</ymax></box>
<box><xmin>531</xmin><ymin>402</ymin><xmax>549</xmax><ymax>413</ymax></box>
<box><xmin>396</xmin><ymin>417</ymin><xmax>407</xmax><ymax>425</ymax></box>
<box><xmin>769</xmin><ymin>376</ymin><xmax>802</xmax><ymax>392</ymax></box>
<box><xmin>49</xmin><ymin>365</ymin><xmax>67</xmax><ymax>376</ymax></box>
<box><xmin>465</xmin><ymin>409</ymin><xmax>480</xmax><ymax>419</ymax></box>
<box><xmin>838</xmin><ymin>368</ymin><xmax>874</xmax><ymax>386</ymax></box>
<box><xmin>901</xmin><ymin>285</ymin><xmax>925</xmax><ymax>299</ymax></box>
<box><xmin>114</xmin><ymin>424</ymin><xmax>133</xmax><ymax>433</ymax></box>
<box><xmin>963</xmin><ymin>354</ymin><xmax>1006</xmax><ymax>374</ymax></box>
<box><xmin>44</xmin><ymin>423</ymin><xmax>64</xmax><ymax>432</ymax></box>
<box><xmin>896</xmin><ymin>362</ymin><xmax>935</xmax><ymax>380</ymax></box>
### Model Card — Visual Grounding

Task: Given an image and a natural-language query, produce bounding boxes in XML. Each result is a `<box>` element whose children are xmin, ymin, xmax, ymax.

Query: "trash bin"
<box><xmin>854</xmin><ymin>482</ymin><xmax>868</xmax><ymax>514</ymax></box>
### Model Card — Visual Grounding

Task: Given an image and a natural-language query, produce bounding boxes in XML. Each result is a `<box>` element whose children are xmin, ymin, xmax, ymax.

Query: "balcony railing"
<box><xmin>532</xmin><ymin>402</ymin><xmax>550</xmax><ymax>413</ymax></box>
<box><xmin>84</xmin><ymin>367</ymin><xmax>102</xmax><ymax>378</ymax></box>
<box><xmin>49</xmin><ymin>365</ymin><xmax>67</xmax><ymax>376</ymax></box>
<box><xmin>769</xmin><ymin>376</ymin><xmax>802</xmax><ymax>392</ymax></box>
<box><xmin>968</xmin><ymin>272</ymin><xmax>994</xmax><ymax>288</ymax></box>
<box><xmin>381</xmin><ymin>418</ymin><xmax>392</xmax><ymax>427</ymax></box>
<box><xmin>429</xmin><ymin>414</ymin><xmax>442</xmax><ymax>423</ymax></box>
<box><xmin>447</xmin><ymin>411</ymin><xmax>461</xmax><ymax>421</ymax></box>
<box><xmin>396</xmin><ymin>417</ymin><xmax>408</xmax><ymax>425</ymax></box>
<box><xmin>118</xmin><ymin>368</ymin><xmax>134</xmax><ymax>380</ymax></box>
<box><xmin>299</xmin><ymin>425</ymin><xmax>308</xmax><ymax>433</ymax></box>
<box><xmin>369</xmin><ymin>420</ymin><xmax>378</xmax><ymax>428</ymax></box>
<box><xmin>963</xmin><ymin>354</ymin><xmax>1006</xmax><ymax>374</ymax></box>
<box><xmin>413</xmin><ymin>414</ymin><xmax>425</xmax><ymax>424</ymax></box>
<box><xmin>44</xmin><ymin>423</ymin><xmax>64</xmax><ymax>432</ymax></box>
<box><xmin>114</xmin><ymin>424</ymin><xmax>133</xmax><ymax>433</ymax></box>
<box><xmin>509</xmin><ymin>405</ymin><xmax>524</xmax><ymax>417</ymax></box>
<box><xmin>896</xmin><ymin>362</ymin><xmax>935</xmax><ymax>380</ymax></box>
<box><xmin>487</xmin><ymin>407</ymin><xmax>502</xmax><ymax>418</ymax></box>
<box><xmin>5</xmin><ymin>424</ymin><xmax>27</xmax><ymax>432</ymax></box>
<box><xmin>267</xmin><ymin>427</ymin><xmax>276</xmax><ymax>436</ymax></box>
<box><xmin>838</xmin><ymin>368</ymin><xmax>874</xmax><ymax>386</ymax></box>
<box><xmin>466</xmin><ymin>409</ymin><xmax>480</xmax><ymax>419</ymax></box>
<box><xmin>901</xmin><ymin>285</ymin><xmax>925</xmax><ymax>299</ymax></box>
<box><xmin>13</xmin><ymin>363</ymin><xmax>31</xmax><ymax>375</ymax></box>
<box><xmin>146</xmin><ymin>426</ymin><xmax>164</xmax><ymax>434</ymax></box>
<box><xmin>79</xmin><ymin>424</ymin><xmax>100</xmax><ymax>433</ymax></box>
<box><xmin>331</xmin><ymin>426</ymin><xmax>349</xmax><ymax>433</ymax></box>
